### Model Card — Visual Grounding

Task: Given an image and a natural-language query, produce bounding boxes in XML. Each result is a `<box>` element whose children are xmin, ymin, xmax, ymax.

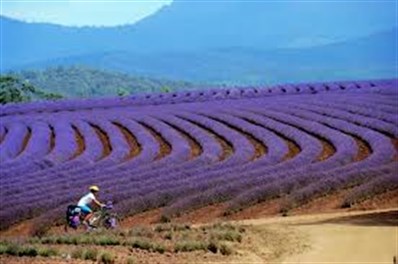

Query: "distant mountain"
<box><xmin>2</xmin><ymin>0</ymin><xmax>396</xmax><ymax>70</ymax></box>
<box><xmin>7</xmin><ymin>66</ymin><xmax>201</xmax><ymax>98</ymax></box>
<box><xmin>13</xmin><ymin>28</ymin><xmax>397</xmax><ymax>85</ymax></box>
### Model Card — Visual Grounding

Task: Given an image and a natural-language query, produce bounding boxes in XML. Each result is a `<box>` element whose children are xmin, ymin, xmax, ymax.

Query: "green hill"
<box><xmin>7</xmin><ymin>66</ymin><xmax>202</xmax><ymax>98</ymax></box>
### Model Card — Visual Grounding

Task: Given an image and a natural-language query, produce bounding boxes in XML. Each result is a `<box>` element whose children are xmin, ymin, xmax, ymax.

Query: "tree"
<box><xmin>0</xmin><ymin>76</ymin><xmax>31</xmax><ymax>104</ymax></box>
<box><xmin>0</xmin><ymin>75</ymin><xmax>63</xmax><ymax>104</ymax></box>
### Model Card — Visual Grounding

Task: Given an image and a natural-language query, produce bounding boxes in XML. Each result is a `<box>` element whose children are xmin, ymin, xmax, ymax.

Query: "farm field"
<box><xmin>0</xmin><ymin>78</ymin><xmax>397</xmax><ymax>263</ymax></box>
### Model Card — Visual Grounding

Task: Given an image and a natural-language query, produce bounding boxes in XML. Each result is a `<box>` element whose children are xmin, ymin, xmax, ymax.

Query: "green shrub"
<box><xmin>96</xmin><ymin>236</ymin><xmax>120</xmax><ymax>246</ymax></box>
<box><xmin>174</xmin><ymin>241</ymin><xmax>206</xmax><ymax>252</ymax></box>
<box><xmin>129</xmin><ymin>226</ymin><xmax>154</xmax><ymax>238</ymax></box>
<box><xmin>40</xmin><ymin>236</ymin><xmax>57</xmax><ymax>244</ymax></box>
<box><xmin>99</xmin><ymin>251</ymin><xmax>115</xmax><ymax>264</ymax></box>
<box><xmin>212</xmin><ymin>230</ymin><xmax>242</xmax><ymax>242</ymax></box>
<box><xmin>131</xmin><ymin>239</ymin><xmax>152</xmax><ymax>251</ymax></box>
<box><xmin>78</xmin><ymin>235</ymin><xmax>94</xmax><ymax>244</ymax></box>
<box><xmin>0</xmin><ymin>244</ymin><xmax>7</xmax><ymax>255</ymax></box>
<box><xmin>18</xmin><ymin>246</ymin><xmax>38</xmax><ymax>257</ymax></box>
<box><xmin>219</xmin><ymin>243</ymin><xmax>233</xmax><ymax>255</ymax></box>
<box><xmin>71</xmin><ymin>248</ymin><xmax>84</xmax><ymax>259</ymax></box>
<box><xmin>83</xmin><ymin>248</ymin><xmax>98</xmax><ymax>261</ymax></box>
<box><xmin>152</xmin><ymin>244</ymin><xmax>166</xmax><ymax>254</ymax></box>
<box><xmin>55</xmin><ymin>236</ymin><xmax>74</xmax><ymax>245</ymax></box>
<box><xmin>5</xmin><ymin>243</ymin><xmax>20</xmax><ymax>256</ymax></box>
<box><xmin>38</xmin><ymin>247</ymin><xmax>58</xmax><ymax>257</ymax></box>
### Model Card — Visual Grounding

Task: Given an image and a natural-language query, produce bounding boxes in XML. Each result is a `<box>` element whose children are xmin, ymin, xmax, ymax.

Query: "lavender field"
<box><xmin>0</xmin><ymin>78</ymin><xmax>397</xmax><ymax>233</ymax></box>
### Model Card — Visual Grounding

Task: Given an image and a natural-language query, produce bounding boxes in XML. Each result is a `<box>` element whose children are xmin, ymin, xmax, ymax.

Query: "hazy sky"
<box><xmin>1</xmin><ymin>0</ymin><xmax>173</xmax><ymax>26</ymax></box>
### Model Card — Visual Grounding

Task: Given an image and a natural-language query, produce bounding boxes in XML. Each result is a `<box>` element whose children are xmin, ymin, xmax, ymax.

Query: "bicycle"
<box><xmin>65</xmin><ymin>201</ymin><xmax>118</xmax><ymax>232</ymax></box>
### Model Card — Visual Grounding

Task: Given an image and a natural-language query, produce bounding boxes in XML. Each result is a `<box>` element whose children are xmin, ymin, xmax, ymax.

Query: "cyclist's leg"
<box><xmin>79</xmin><ymin>205</ymin><xmax>93</xmax><ymax>224</ymax></box>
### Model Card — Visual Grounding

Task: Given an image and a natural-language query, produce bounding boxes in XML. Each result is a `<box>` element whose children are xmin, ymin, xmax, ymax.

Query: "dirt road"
<box><xmin>234</xmin><ymin>208</ymin><xmax>398</xmax><ymax>263</ymax></box>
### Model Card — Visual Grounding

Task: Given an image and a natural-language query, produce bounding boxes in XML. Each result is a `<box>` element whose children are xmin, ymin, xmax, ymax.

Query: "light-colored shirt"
<box><xmin>77</xmin><ymin>192</ymin><xmax>96</xmax><ymax>207</ymax></box>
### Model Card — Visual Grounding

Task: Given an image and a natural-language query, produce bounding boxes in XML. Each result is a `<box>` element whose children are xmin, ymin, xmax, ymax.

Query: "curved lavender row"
<box><xmin>161</xmin><ymin>106</ymin><xmax>358</xmax><ymax>216</ymax></box>
<box><xmin>224</xmin><ymin>106</ymin><xmax>396</xmax><ymax>212</ymax></box>
<box><xmin>0</xmin><ymin>124</ymin><xmax>6</xmax><ymax>143</ymax></box>
<box><xmin>2</xmin><ymin>114</ymin><xmax>138</xmax><ymax>185</ymax></box>
<box><xmin>74</xmin><ymin>117</ymin><xmax>131</xmax><ymax>168</ymax></box>
<box><xmin>123</xmin><ymin>109</ymin><xmax>289</xmax><ymax>189</ymax></box>
<box><xmin>175</xmin><ymin>111</ymin><xmax>255</xmax><ymax>166</ymax></box>
<box><xmin>154</xmin><ymin>114</ymin><xmax>221</xmax><ymax>162</ymax></box>
<box><xmin>89</xmin><ymin>109</ymin><xmax>285</xmax><ymax>193</ymax></box>
<box><xmin>288</xmin><ymin>103</ymin><xmax>398</xmax><ymax>137</ymax></box>
<box><xmin>1</xmin><ymin>81</ymin><xmax>396</xmax><ymax>228</ymax></box>
<box><xmin>273</xmin><ymin>107</ymin><xmax>396</xmax><ymax>163</ymax></box>
<box><xmin>1</xmin><ymin>117</ymin><xmax>133</xmax><ymax>204</ymax></box>
<box><xmin>341</xmin><ymin>171</ymin><xmax>398</xmax><ymax>207</ymax></box>
<box><xmin>4</xmin><ymin>118</ymin><xmax>158</xmax><ymax>196</ymax></box>
<box><xmin>285</xmin><ymin>163</ymin><xmax>398</xmax><ymax>211</ymax></box>
<box><xmin>0</xmin><ymin>112</ymin><xmax>182</xmax><ymax>196</ymax></box>
<box><xmin>3</xmin><ymin>107</ymin><xmax>255</xmax><ymax>204</ymax></box>
<box><xmin>200</xmin><ymin>111</ymin><xmax>288</xmax><ymax>164</ymax></box>
<box><xmin>329</xmin><ymin>97</ymin><xmax>397</xmax><ymax>114</ymax></box>
<box><xmin>0</xmin><ymin>118</ymin><xmax>105</xmax><ymax>188</ymax></box>
<box><xmin>1</xmin><ymin>79</ymin><xmax>395</xmax><ymax>117</ymax></box>
<box><xmin>0</xmin><ymin>121</ymin><xmax>51</xmax><ymax>169</ymax></box>
<box><xmin>0</xmin><ymin>114</ymin><xmax>192</xmax><ymax>208</ymax></box>
<box><xmin>119</xmin><ymin>104</ymin><xmax>392</xmax><ymax>218</ymax></box>
<box><xmin>46</xmin><ymin>120</ymin><xmax>78</xmax><ymax>162</ymax></box>
<box><xmin>298</xmin><ymin>100</ymin><xmax>398</xmax><ymax>126</ymax></box>
<box><xmin>112</xmin><ymin>108</ymin><xmax>325</xmax><ymax>217</ymax></box>
<box><xmin>0</xmin><ymin>107</ymin><xmax>309</xmax><ymax>225</ymax></box>
<box><xmin>0</xmin><ymin>122</ymin><xmax>29</xmax><ymax>162</ymax></box>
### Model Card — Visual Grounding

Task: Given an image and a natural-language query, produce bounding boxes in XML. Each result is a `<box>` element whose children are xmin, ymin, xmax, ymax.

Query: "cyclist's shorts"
<box><xmin>79</xmin><ymin>205</ymin><xmax>92</xmax><ymax>214</ymax></box>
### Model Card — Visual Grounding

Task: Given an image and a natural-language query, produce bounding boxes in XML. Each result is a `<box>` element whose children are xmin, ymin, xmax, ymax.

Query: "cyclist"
<box><xmin>77</xmin><ymin>185</ymin><xmax>105</xmax><ymax>228</ymax></box>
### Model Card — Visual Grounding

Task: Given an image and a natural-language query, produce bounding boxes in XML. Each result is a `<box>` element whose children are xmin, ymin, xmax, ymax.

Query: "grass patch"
<box><xmin>83</xmin><ymin>248</ymin><xmax>98</xmax><ymax>261</ymax></box>
<box><xmin>219</xmin><ymin>243</ymin><xmax>233</xmax><ymax>255</ymax></box>
<box><xmin>129</xmin><ymin>226</ymin><xmax>154</xmax><ymax>238</ymax></box>
<box><xmin>99</xmin><ymin>251</ymin><xmax>115</xmax><ymax>264</ymax></box>
<box><xmin>174</xmin><ymin>240</ymin><xmax>207</xmax><ymax>252</ymax></box>
<box><xmin>38</xmin><ymin>247</ymin><xmax>58</xmax><ymax>257</ymax></box>
<box><xmin>71</xmin><ymin>248</ymin><xmax>84</xmax><ymax>259</ymax></box>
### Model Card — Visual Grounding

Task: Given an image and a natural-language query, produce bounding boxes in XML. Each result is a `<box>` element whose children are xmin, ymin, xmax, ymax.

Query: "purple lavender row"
<box><xmin>112</xmin><ymin>108</ymin><xmax>324</xmax><ymax>217</ymax></box>
<box><xmin>0</xmin><ymin>109</ymin><xmax>306</xmax><ymax>225</ymax></box>
<box><xmin>0</xmin><ymin>114</ymin><xmax>192</xmax><ymax>207</ymax></box>
<box><xmin>297</xmin><ymin>100</ymin><xmax>398</xmax><ymax>126</ymax></box>
<box><xmin>0</xmin><ymin>122</ymin><xmax>29</xmax><ymax>162</ymax></box>
<box><xmin>225</xmin><ymin>106</ymin><xmax>396</xmax><ymax>212</ymax></box>
<box><xmin>0</xmin><ymin>118</ymin><xmax>95</xmax><ymax>187</ymax></box>
<box><xmin>1</xmin><ymin>79</ymin><xmax>395</xmax><ymax>117</ymax></box>
<box><xmin>2</xmin><ymin>107</ymin><xmax>255</xmax><ymax>205</ymax></box>
<box><xmin>3</xmin><ymin>119</ymin><xmax>103</xmax><ymax>185</ymax></box>
<box><xmin>341</xmin><ymin>170</ymin><xmax>398</xmax><ymax>207</ymax></box>
<box><xmin>0</xmin><ymin>124</ymin><xmax>6</xmax><ymax>143</ymax></box>
<box><xmin>290</xmin><ymin>103</ymin><xmax>398</xmax><ymax>137</ymax></box>
<box><xmin>0</xmin><ymin>117</ymin><xmax>159</xmax><ymax>218</ymax></box>
<box><xmin>160</xmin><ymin>106</ymin><xmax>358</xmax><ymax>216</ymax></box>
<box><xmin>0</xmin><ymin>121</ymin><xmax>51</xmax><ymax>168</ymax></box>
<box><xmin>330</xmin><ymin>97</ymin><xmax>397</xmax><ymax>114</ymax></box>
<box><xmin>285</xmin><ymin>162</ymin><xmax>398</xmax><ymax>211</ymax></box>
<box><xmin>1</xmin><ymin>117</ymin><xmax>133</xmax><ymax>200</ymax></box>
<box><xmin>275</xmin><ymin>106</ymin><xmax>396</xmax><ymax>165</ymax></box>
<box><xmin>0</xmin><ymin>119</ymin><xmax>78</xmax><ymax>186</ymax></box>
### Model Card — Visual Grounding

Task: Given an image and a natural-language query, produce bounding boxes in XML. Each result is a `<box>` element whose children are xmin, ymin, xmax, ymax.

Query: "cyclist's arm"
<box><xmin>93</xmin><ymin>199</ymin><xmax>105</xmax><ymax>207</ymax></box>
